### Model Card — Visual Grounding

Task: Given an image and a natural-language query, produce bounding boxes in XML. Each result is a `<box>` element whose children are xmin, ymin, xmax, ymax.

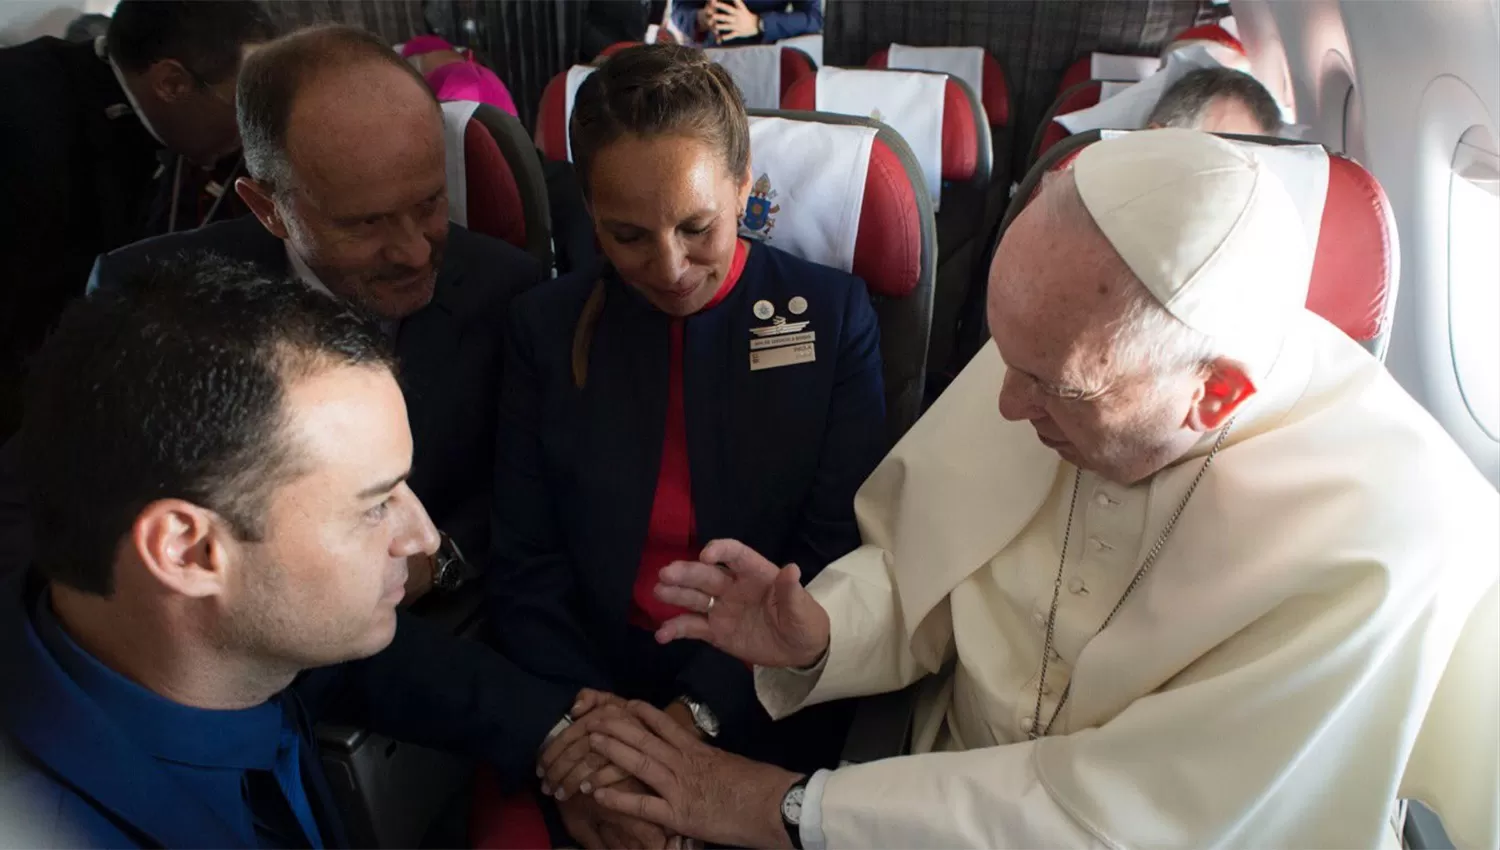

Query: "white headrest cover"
<box><xmin>439</xmin><ymin>100</ymin><xmax>483</xmax><ymax>227</ymax></box>
<box><xmin>816</xmin><ymin>67</ymin><xmax>946</xmax><ymax>210</ymax></box>
<box><xmin>887</xmin><ymin>44</ymin><xmax>984</xmax><ymax>103</ymax></box>
<box><xmin>564</xmin><ymin>64</ymin><xmax>597</xmax><ymax>162</ymax></box>
<box><xmin>742</xmin><ymin>116</ymin><xmax>876</xmax><ymax>273</ymax></box>
<box><xmin>704</xmin><ymin>45</ymin><xmax>783</xmax><ymax>110</ymax></box>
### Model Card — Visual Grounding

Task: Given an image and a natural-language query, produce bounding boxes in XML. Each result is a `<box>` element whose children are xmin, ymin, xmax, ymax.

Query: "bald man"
<box><xmin>78</xmin><ymin>25</ymin><xmax>543</xmax><ymax>599</ymax></box>
<box><xmin>565</xmin><ymin>130</ymin><xmax>1500</xmax><ymax>848</ymax></box>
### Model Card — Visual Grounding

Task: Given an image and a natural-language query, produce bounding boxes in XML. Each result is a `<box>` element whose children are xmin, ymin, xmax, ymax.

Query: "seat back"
<box><xmin>534</xmin><ymin>65</ymin><xmax>598</xmax><ymax>163</ymax></box>
<box><xmin>1165</xmin><ymin>22</ymin><xmax>1250</xmax><ymax>70</ymax></box>
<box><xmin>1028</xmin><ymin>80</ymin><xmax>1104</xmax><ymax>166</ymax></box>
<box><xmin>745</xmin><ymin>109</ymin><xmax>937</xmax><ymax>442</ymax></box>
<box><xmin>598</xmin><ymin>40</ymin><xmax>641</xmax><ymax>59</ymax></box>
<box><xmin>868</xmin><ymin>44</ymin><xmax>1010</xmax><ymax>129</ymax></box>
<box><xmin>701</xmin><ymin>45</ymin><xmax>815</xmax><ymax>110</ymax></box>
<box><xmin>784</xmin><ymin>68</ymin><xmax>993</xmax><ymax>390</ymax></box>
<box><xmin>440</xmin><ymin>101</ymin><xmax>552</xmax><ymax>269</ymax></box>
<box><xmin>990</xmin><ymin>130</ymin><xmax>1399</xmax><ymax>357</ymax></box>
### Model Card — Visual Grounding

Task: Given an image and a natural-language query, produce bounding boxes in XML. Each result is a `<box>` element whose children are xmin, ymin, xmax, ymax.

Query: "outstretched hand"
<box><xmin>651</xmin><ymin>539</ymin><xmax>831</xmax><ymax>669</ymax></box>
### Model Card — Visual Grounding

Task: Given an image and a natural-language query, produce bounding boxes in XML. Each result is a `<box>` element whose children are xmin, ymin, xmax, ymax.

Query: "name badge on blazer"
<box><xmin>749</xmin><ymin>303</ymin><xmax>815</xmax><ymax>371</ymax></box>
<box><xmin>751</xmin><ymin>342</ymin><xmax>816</xmax><ymax>371</ymax></box>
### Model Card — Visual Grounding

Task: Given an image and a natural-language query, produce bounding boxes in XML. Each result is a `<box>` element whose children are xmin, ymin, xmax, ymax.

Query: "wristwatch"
<box><xmin>781</xmin><ymin>775</ymin><xmax>809</xmax><ymax>850</ymax></box>
<box><xmin>675</xmin><ymin>695</ymin><xmax>721</xmax><ymax>739</ymax></box>
<box><xmin>430</xmin><ymin>531</ymin><xmax>472</xmax><ymax>592</ymax></box>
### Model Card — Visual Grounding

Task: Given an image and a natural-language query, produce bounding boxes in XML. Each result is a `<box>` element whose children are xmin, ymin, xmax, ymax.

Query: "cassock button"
<box><xmin>1090</xmin><ymin>536</ymin><xmax>1113</xmax><ymax>552</ymax></box>
<box><xmin>1020</xmin><ymin>716</ymin><xmax>1035</xmax><ymax>733</ymax></box>
<box><xmin>1095</xmin><ymin>491</ymin><xmax>1115</xmax><ymax>508</ymax></box>
<box><xmin>1068</xmin><ymin>577</ymin><xmax>1087</xmax><ymax>595</ymax></box>
<box><xmin>1032</xmin><ymin>610</ymin><xmax>1047</xmax><ymax>627</ymax></box>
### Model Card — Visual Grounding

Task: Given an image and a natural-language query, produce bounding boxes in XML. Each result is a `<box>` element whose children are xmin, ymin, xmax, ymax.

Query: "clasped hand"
<box><xmin>539</xmin><ymin>689</ymin><xmax>684</xmax><ymax>849</ymax></box>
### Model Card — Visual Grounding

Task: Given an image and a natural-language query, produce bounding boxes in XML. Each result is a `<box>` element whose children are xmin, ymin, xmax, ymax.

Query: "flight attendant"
<box><xmin>484</xmin><ymin>42</ymin><xmax>884</xmax><ymax>843</ymax></box>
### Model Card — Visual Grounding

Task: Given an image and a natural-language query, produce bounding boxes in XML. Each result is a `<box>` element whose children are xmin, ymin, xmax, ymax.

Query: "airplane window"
<box><xmin>1447</xmin><ymin>125</ymin><xmax>1500</xmax><ymax>440</ymax></box>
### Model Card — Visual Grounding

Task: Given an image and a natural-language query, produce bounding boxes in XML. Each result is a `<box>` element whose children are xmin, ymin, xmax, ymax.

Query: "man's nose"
<box><xmin>383</xmin><ymin>215</ymin><xmax>432</xmax><ymax>270</ymax></box>
<box><xmin>997</xmin><ymin>370</ymin><xmax>1042</xmax><ymax>421</ymax></box>
<box><xmin>390</xmin><ymin>484</ymin><xmax>441</xmax><ymax>559</ymax></box>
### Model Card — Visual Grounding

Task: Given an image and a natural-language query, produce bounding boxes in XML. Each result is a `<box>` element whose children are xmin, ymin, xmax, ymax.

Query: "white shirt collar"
<box><xmin>285</xmin><ymin>243</ymin><xmax>335</xmax><ymax>298</ymax></box>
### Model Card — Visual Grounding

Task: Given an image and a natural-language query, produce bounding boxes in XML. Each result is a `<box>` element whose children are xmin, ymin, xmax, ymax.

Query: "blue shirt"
<box><xmin>30</xmin><ymin>592</ymin><xmax>325</xmax><ymax>848</ymax></box>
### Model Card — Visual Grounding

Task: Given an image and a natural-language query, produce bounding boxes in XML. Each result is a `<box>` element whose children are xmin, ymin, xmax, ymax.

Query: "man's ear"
<box><xmin>130</xmin><ymin>500</ymin><xmax>235</xmax><ymax>599</ymax></box>
<box><xmin>1187</xmin><ymin>357</ymin><xmax>1257</xmax><ymax>432</ymax></box>
<box><xmin>235</xmin><ymin>177</ymin><xmax>289</xmax><ymax>240</ymax></box>
<box><xmin>144</xmin><ymin>59</ymin><xmax>197</xmax><ymax>104</ymax></box>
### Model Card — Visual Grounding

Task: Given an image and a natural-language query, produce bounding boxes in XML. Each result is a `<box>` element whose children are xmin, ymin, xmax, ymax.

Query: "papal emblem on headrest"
<box><xmin>740</xmin><ymin>173</ymin><xmax>780</xmax><ymax>241</ymax></box>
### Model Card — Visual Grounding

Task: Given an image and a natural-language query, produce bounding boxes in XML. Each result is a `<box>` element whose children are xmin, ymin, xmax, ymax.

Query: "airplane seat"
<box><xmin>439</xmin><ymin>101</ymin><xmax>554</xmax><ymax>270</ymax></box>
<box><xmin>783</xmin><ymin>68</ymin><xmax>992</xmax><ymax>397</ymax></box>
<box><xmin>699</xmin><ymin>45</ymin><xmax>815</xmax><ymax>111</ymax></box>
<box><xmin>740</xmin><ymin>109</ymin><xmax>937</xmax><ymax>443</ymax></box>
<box><xmin>867</xmin><ymin>45</ymin><xmax>1011</xmax><ymax>132</ymax></box>
<box><xmin>1029</xmin><ymin>80</ymin><xmax>1105</xmax><ymax>167</ymax></box>
<box><xmin>1163</xmin><ymin>22</ymin><xmax>1250</xmax><ymax>70</ymax></box>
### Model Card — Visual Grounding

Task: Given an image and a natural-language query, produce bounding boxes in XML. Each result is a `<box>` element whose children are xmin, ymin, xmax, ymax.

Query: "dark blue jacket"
<box><xmin>672</xmin><ymin>0</ymin><xmax>822</xmax><ymax>44</ymax></box>
<box><xmin>486</xmin><ymin>244</ymin><xmax>883</xmax><ymax>754</ymax></box>
<box><xmin>0</xmin><ymin>570</ymin><xmax>575</xmax><ymax>848</ymax></box>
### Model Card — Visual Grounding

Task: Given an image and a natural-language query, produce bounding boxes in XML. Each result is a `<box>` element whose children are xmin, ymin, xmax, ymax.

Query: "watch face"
<box><xmin>781</xmin><ymin>786</ymin><xmax>805</xmax><ymax>824</ymax></box>
<box><xmin>691</xmin><ymin>703</ymin><xmax>721</xmax><ymax>737</ymax></box>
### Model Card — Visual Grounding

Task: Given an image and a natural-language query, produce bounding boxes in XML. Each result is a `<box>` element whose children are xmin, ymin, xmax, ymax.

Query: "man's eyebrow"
<box><xmin>357</xmin><ymin>470</ymin><xmax>410</xmax><ymax>500</ymax></box>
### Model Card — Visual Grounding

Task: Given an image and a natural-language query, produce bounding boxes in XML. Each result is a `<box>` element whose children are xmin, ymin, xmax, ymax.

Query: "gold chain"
<box><xmin>1029</xmin><ymin>419</ymin><xmax>1236</xmax><ymax>740</ymax></box>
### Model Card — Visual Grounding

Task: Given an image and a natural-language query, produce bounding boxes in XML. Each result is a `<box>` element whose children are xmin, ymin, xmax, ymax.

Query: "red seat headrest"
<box><xmin>598</xmin><ymin>41</ymin><xmax>641</xmax><ymax>60</ymax></box>
<box><xmin>1167</xmin><ymin>24</ymin><xmax>1247</xmax><ymax>56</ymax></box>
<box><xmin>779</xmin><ymin>47</ymin><xmax>815</xmax><ymax>100</ymax></box>
<box><xmin>867</xmin><ymin>47</ymin><xmax>1010</xmax><ymax>127</ymax></box>
<box><xmin>1306</xmin><ymin>154</ymin><xmax>1396</xmax><ymax>344</ymax></box>
<box><xmin>1035</xmin><ymin>80</ymin><xmax>1102</xmax><ymax>162</ymax></box>
<box><xmin>461</xmin><ymin>118</ymin><xmax>527</xmax><ymax>250</ymax></box>
<box><xmin>853</xmin><ymin>136</ymin><xmax>923</xmax><ymax>299</ymax></box>
<box><xmin>535</xmin><ymin>70</ymin><xmax>569</xmax><ymax>162</ymax></box>
<box><xmin>1028</xmin><ymin>134</ymin><xmax>1396</xmax><ymax>347</ymax></box>
<box><xmin>1058</xmin><ymin>55</ymin><xmax>1094</xmax><ymax>97</ymax></box>
<box><xmin>782</xmin><ymin>75</ymin><xmax>979</xmax><ymax>183</ymax></box>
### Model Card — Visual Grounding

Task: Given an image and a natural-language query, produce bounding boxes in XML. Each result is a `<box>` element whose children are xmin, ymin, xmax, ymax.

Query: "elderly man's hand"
<box><xmin>538</xmin><ymin>689</ymin><xmax>636</xmax><ymax>800</ymax></box>
<box><xmin>652</xmin><ymin>539</ymin><xmax>831</xmax><ymax>669</ymax></box>
<box><xmin>588</xmin><ymin>701</ymin><xmax>801</xmax><ymax>849</ymax></box>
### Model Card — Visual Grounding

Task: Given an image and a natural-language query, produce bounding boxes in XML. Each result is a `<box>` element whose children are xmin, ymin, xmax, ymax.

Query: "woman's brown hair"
<box><xmin>569</xmin><ymin>43</ymin><xmax>751</xmax><ymax>197</ymax></box>
<box><xmin>569</xmin><ymin>44</ymin><xmax>751</xmax><ymax>388</ymax></box>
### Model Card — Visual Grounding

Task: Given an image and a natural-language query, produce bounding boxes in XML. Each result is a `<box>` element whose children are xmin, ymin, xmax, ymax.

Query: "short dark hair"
<box><xmin>238</xmin><ymin>24</ymin><xmax>438</xmax><ymax>191</ymax></box>
<box><xmin>1148</xmin><ymin>67</ymin><xmax>1282</xmax><ymax>135</ymax></box>
<box><xmin>570</xmin><ymin>44</ymin><xmax>750</xmax><ymax>197</ymax></box>
<box><xmin>106</xmin><ymin>0</ymin><xmax>277</xmax><ymax>84</ymax></box>
<box><xmin>20</xmin><ymin>254</ymin><xmax>394</xmax><ymax>597</ymax></box>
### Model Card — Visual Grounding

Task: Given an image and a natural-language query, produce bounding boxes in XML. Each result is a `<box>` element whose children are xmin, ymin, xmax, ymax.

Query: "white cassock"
<box><xmin>755</xmin><ymin>131</ymin><xmax>1500</xmax><ymax>849</ymax></box>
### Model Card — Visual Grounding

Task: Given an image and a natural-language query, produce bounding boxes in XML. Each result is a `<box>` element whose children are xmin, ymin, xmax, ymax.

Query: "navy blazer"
<box><xmin>82</xmin><ymin>215</ymin><xmax>543</xmax><ymax>564</ymax></box>
<box><xmin>0</xmin><ymin>570</ymin><xmax>576</xmax><ymax>848</ymax></box>
<box><xmin>486</xmin><ymin>243</ymin><xmax>884</xmax><ymax>749</ymax></box>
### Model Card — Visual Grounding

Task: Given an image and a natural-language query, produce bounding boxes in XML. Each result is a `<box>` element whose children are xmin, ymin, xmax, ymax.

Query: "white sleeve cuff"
<box><xmin>800</xmin><ymin>768</ymin><xmax>833</xmax><ymax>850</ymax></box>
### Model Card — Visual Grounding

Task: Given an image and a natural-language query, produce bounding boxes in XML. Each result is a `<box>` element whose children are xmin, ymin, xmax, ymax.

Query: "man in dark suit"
<box><xmin>81</xmin><ymin>24</ymin><xmax>545</xmax><ymax>599</ymax></box>
<box><xmin>0</xmin><ymin>0</ymin><xmax>275</xmax><ymax>441</ymax></box>
<box><xmin>0</xmin><ymin>255</ymin><xmax>620</xmax><ymax>848</ymax></box>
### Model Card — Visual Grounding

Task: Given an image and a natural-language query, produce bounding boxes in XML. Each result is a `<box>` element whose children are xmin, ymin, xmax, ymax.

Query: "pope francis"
<box><xmin>577</xmin><ymin>129</ymin><xmax>1500</xmax><ymax>849</ymax></box>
